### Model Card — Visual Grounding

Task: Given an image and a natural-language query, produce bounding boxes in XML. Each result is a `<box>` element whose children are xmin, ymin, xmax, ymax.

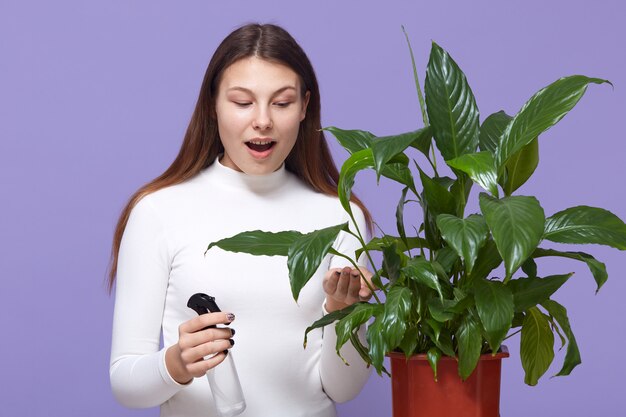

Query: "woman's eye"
<box><xmin>234</xmin><ymin>102</ymin><xmax>252</xmax><ymax>107</ymax></box>
<box><xmin>274</xmin><ymin>102</ymin><xmax>291</xmax><ymax>108</ymax></box>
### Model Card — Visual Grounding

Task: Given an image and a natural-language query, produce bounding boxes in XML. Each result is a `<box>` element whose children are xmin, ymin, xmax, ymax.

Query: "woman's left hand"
<box><xmin>323</xmin><ymin>266</ymin><xmax>374</xmax><ymax>313</ymax></box>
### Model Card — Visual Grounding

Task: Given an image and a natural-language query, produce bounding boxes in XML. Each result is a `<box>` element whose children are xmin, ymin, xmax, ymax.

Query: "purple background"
<box><xmin>1</xmin><ymin>1</ymin><xmax>625</xmax><ymax>416</ymax></box>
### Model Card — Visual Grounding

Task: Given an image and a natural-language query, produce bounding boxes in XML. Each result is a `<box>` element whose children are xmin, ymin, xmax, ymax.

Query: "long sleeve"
<box><xmin>109</xmin><ymin>197</ymin><xmax>186</xmax><ymax>408</ymax></box>
<box><xmin>319</xmin><ymin>204</ymin><xmax>373</xmax><ymax>403</ymax></box>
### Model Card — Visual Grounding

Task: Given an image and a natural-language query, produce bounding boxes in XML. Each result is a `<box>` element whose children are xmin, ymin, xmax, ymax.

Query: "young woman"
<box><xmin>109</xmin><ymin>23</ymin><xmax>373</xmax><ymax>417</ymax></box>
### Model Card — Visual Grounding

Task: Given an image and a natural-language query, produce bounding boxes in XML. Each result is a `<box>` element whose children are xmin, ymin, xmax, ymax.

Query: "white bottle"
<box><xmin>206</xmin><ymin>351</ymin><xmax>246</xmax><ymax>417</ymax></box>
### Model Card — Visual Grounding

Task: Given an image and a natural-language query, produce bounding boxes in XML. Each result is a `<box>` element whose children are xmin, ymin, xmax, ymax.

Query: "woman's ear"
<box><xmin>300</xmin><ymin>91</ymin><xmax>311</xmax><ymax>121</ymax></box>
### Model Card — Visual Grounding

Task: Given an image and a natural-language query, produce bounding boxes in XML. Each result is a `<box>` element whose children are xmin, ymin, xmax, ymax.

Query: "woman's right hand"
<box><xmin>165</xmin><ymin>312</ymin><xmax>236</xmax><ymax>384</ymax></box>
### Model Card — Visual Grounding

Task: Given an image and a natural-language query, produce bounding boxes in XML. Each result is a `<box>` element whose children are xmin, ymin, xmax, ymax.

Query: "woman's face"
<box><xmin>215</xmin><ymin>57</ymin><xmax>310</xmax><ymax>175</ymax></box>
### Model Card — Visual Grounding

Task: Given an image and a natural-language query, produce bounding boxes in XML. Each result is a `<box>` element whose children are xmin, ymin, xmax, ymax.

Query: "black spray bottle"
<box><xmin>188</xmin><ymin>293</ymin><xmax>246</xmax><ymax>417</ymax></box>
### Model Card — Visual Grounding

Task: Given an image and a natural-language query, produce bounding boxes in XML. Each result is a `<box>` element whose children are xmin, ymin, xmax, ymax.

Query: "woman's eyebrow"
<box><xmin>226</xmin><ymin>86</ymin><xmax>298</xmax><ymax>96</ymax></box>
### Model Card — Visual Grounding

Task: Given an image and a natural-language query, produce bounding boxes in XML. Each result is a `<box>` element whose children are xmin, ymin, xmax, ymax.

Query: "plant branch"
<box><xmin>503</xmin><ymin>328</ymin><xmax>522</xmax><ymax>341</ymax></box>
<box><xmin>343</xmin><ymin>211</ymin><xmax>386</xmax><ymax>298</ymax></box>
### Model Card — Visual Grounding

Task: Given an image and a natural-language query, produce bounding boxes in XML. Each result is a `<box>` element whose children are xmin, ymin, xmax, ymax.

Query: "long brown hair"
<box><xmin>107</xmin><ymin>23</ymin><xmax>372</xmax><ymax>291</ymax></box>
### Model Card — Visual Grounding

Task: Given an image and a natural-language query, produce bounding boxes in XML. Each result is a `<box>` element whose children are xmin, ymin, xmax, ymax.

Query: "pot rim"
<box><xmin>387</xmin><ymin>345</ymin><xmax>509</xmax><ymax>361</ymax></box>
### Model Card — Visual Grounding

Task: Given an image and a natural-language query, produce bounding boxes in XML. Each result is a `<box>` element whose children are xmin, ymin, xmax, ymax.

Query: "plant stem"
<box><xmin>426</xmin><ymin>155</ymin><xmax>439</xmax><ymax>177</ymax></box>
<box><xmin>343</xmin><ymin>213</ymin><xmax>386</xmax><ymax>298</ymax></box>
<box><xmin>503</xmin><ymin>328</ymin><xmax>522</xmax><ymax>341</ymax></box>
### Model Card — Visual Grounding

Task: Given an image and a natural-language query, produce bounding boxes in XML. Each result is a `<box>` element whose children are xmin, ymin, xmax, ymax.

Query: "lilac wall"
<box><xmin>1</xmin><ymin>1</ymin><xmax>624</xmax><ymax>416</ymax></box>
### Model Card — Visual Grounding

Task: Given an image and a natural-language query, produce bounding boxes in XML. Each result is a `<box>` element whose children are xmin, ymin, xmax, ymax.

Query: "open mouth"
<box><xmin>245</xmin><ymin>140</ymin><xmax>276</xmax><ymax>153</ymax></box>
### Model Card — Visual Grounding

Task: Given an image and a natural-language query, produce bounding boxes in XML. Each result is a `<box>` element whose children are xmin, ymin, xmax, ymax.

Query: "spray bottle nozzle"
<box><xmin>187</xmin><ymin>293</ymin><xmax>222</xmax><ymax>316</ymax></box>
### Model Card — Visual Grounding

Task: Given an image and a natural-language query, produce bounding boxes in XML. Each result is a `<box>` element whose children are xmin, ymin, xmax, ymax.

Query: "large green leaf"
<box><xmin>436</xmin><ymin>214</ymin><xmax>489</xmax><ymax>274</ymax></box>
<box><xmin>520</xmin><ymin>306</ymin><xmax>555</xmax><ymax>386</ymax></box>
<box><xmin>502</xmin><ymin>138</ymin><xmax>539</xmax><ymax>196</ymax></box>
<box><xmin>335</xmin><ymin>303</ymin><xmax>383</xmax><ymax>362</ymax></box>
<box><xmin>474</xmin><ymin>279</ymin><xmax>514</xmax><ymax>353</ymax></box>
<box><xmin>533</xmin><ymin>248</ymin><xmax>608</xmax><ymax>292</ymax></box>
<box><xmin>287</xmin><ymin>223</ymin><xmax>348</xmax><ymax>301</ymax></box>
<box><xmin>366</xmin><ymin>317</ymin><xmax>389</xmax><ymax>375</ymax></box>
<box><xmin>446</xmin><ymin>152</ymin><xmax>499</xmax><ymax>197</ymax></box>
<box><xmin>479</xmin><ymin>193</ymin><xmax>545</xmax><ymax>280</ymax></box>
<box><xmin>338</xmin><ymin>149</ymin><xmax>374</xmax><ymax>214</ymax></box>
<box><xmin>455</xmin><ymin>315</ymin><xmax>483</xmax><ymax>380</ymax></box>
<box><xmin>541</xmin><ymin>299</ymin><xmax>581</xmax><ymax>376</ymax></box>
<box><xmin>323</xmin><ymin>127</ymin><xmax>374</xmax><ymax>154</ymax></box>
<box><xmin>495</xmin><ymin>76</ymin><xmax>609</xmax><ymax>172</ymax></box>
<box><xmin>479</xmin><ymin>111</ymin><xmax>512</xmax><ymax>153</ymax></box>
<box><xmin>381</xmin><ymin>286</ymin><xmax>413</xmax><ymax>349</ymax></box>
<box><xmin>544</xmin><ymin>206</ymin><xmax>626</xmax><ymax>250</ymax></box>
<box><xmin>338</xmin><ymin>148</ymin><xmax>408</xmax><ymax>215</ymax></box>
<box><xmin>425</xmin><ymin>42</ymin><xmax>480</xmax><ymax>161</ymax></box>
<box><xmin>303</xmin><ymin>303</ymin><xmax>358</xmax><ymax>348</ymax></box>
<box><xmin>372</xmin><ymin>128</ymin><xmax>430</xmax><ymax>178</ymax></box>
<box><xmin>206</xmin><ymin>230</ymin><xmax>302</xmax><ymax>256</ymax></box>
<box><xmin>508</xmin><ymin>274</ymin><xmax>572</xmax><ymax>313</ymax></box>
<box><xmin>403</xmin><ymin>257</ymin><xmax>443</xmax><ymax>300</ymax></box>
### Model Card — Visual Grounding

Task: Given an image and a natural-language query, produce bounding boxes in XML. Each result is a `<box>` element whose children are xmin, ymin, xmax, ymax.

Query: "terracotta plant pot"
<box><xmin>388</xmin><ymin>346</ymin><xmax>509</xmax><ymax>417</ymax></box>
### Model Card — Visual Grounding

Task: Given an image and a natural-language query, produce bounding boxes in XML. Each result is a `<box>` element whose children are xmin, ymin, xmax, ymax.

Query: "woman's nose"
<box><xmin>252</xmin><ymin>107</ymin><xmax>273</xmax><ymax>130</ymax></box>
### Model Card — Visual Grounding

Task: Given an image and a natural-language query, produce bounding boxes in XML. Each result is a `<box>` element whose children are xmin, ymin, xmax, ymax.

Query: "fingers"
<box><xmin>358</xmin><ymin>268</ymin><xmax>374</xmax><ymax>299</ymax></box>
<box><xmin>171</xmin><ymin>312</ymin><xmax>237</xmax><ymax>380</ymax></box>
<box><xmin>179</xmin><ymin>311</ymin><xmax>235</xmax><ymax>333</ymax></box>
<box><xmin>181</xmin><ymin>337</ymin><xmax>234</xmax><ymax>376</ymax></box>
<box><xmin>180</xmin><ymin>327</ymin><xmax>234</xmax><ymax>350</ymax></box>
<box><xmin>323</xmin><ymin>268</ymin><xmax>340</xmax><ymax>294</ymax></box>
<box><xmin>185</xmin><ymin>350</ymin><xmax>230</xmax><ymax>378</ymax></box>
<box><xmin>335</xmin><ymin>267</ymin><xmax>352</xmax><ymax>298</ymax></box>
<box><xmin>324</xmin><ymin>266</ymin><xmax>367</xmax><ymax>309</ymax></box>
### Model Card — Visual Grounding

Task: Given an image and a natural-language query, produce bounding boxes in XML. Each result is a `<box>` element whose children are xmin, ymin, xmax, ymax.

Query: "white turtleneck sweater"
<box><xmin>110</xmin><ymin>158</ymin><xmax>372</xmax><ymax>417</ymax></box>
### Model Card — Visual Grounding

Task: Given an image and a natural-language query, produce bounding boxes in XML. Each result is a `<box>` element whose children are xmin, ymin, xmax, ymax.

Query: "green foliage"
<box><xmin>544</xmin><ymin>206</ymin><xmax>626</xmax><ymax>250</ymax></box>
<box><xmin>436</xmin><ymin>214</ymin><xmax>489</xmax><ymax>274</ymax></box>
<box><xmin>425</xmin><ymin>42</ymin><xmax>479</xmax><ymax>161</ymax></box>
<box><xmin>286</xmin><ymin>223</ymin><xmax>349</xmax><ymax>300</ymax></box>
<box><xmin>509</xmin><ymin>274</ymin><xmax>572</xmax><ymax>313</ymax></box>
<box><xmin>479</xmin><ymin>194</ymin><xmax>545</xmax><ymax>280</ymax></box>
<box><xmin>474</xmin><ymin>279</ymin><xmax>514</xmax><ymax>353</ymax></box>
<box><xmin>206</xmin><ymin>230</ymin><xmax>302</xmax><ymax>256</ymax></box>
<box><xmin>446</xmin><ymin>152</ymin><xmax>499</xmax><ymax>197</ymax></box>
<box><xmin>206</xmin><ymin>39</ymin><xmax>623</xmax><ymax>386</ymax></box>
<box><xmin>521</xmin><ymin>307</ymin><xmax>555</xmax><ymax>385</ymax></box>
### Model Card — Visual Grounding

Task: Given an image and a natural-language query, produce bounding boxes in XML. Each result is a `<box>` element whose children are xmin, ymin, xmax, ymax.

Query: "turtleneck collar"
<box><xmin>201</xmin><ymin>156</ymin><xmax>290</xmax><ymax>194</ymax></box>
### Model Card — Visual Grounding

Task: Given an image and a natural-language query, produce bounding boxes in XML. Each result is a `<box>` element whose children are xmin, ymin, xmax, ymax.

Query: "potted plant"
<box><xmin>207</xmin><ymin>33</ymin><xmax>626</xmax><ymax>417</ymax></box>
